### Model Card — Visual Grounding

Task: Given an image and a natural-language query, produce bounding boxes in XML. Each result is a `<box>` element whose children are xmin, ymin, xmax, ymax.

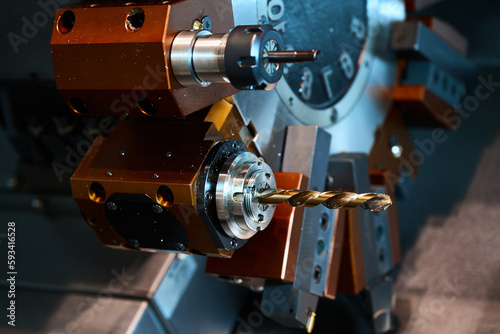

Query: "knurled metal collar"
<box><xmin>216</xmin><ymin>152</ymin><xmax>276</xmax><ymax>239</ymax></box>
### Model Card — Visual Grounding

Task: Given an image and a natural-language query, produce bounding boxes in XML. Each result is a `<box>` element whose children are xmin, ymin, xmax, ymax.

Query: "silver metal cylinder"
<box><xmin>171</xmin><ymin>30</ymin><xmax>229</xmax><ymax>87</ymax></box>
<box><xmin>170</xmin><ymin>30</ymin><xmax>212</xmax><ymax>87</ymax></box>
<box><xmin>192</xmin><ymin>34</ymin><xmax>229</xmax><ymax>84</ymax></box>
<box><xmin>216</xmin><ymin>152</ymin><xmax>276</xmax><ymax>240</ymax></box>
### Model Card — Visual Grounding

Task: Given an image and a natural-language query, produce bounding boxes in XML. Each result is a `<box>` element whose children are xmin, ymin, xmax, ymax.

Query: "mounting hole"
<box><xmin>157</xmin><ymin>186</ymin><xmax>174</xmax><ymax>207</ymax></box>
<box><xmin>69</xmin><ymin>97</ymin><xmax>88</xmax><ymax>114</ymax></box>
<box><xmin>125</xmin><ymin>8</ymin><xmax>145</xmax><ymax>32</ymax></box>
<box><xmin>376</xmin><ymin>225</ymin><xmax>385</xmax><ymax>242</ymax></box>
<box><xmin>57</xmin><ymin>10</ymin><xmax>75</xmax><ymax>34</ymax></box>
<box><xmin>89</xmin><ymin>182</ymin><xmax>106</xmax><ymax>203</ymax></box>
<box><xmin>433</xmin><ymin>70</ymin><xmax>440</xmax><ymax>84</ymax></box>
<box><xmin>137</xmin><ymin>98</ymin><xmax>158</xmax><ymax>115</ymax></box>
<box><xmin>316</xmin><ymin>239</ymin><xmax>326</xmax><ymax>257</ymax></box>
<box><xmin>320</xmin><ymin>212</ymin><xmax>329</xmax><ymax>231</ymax></box>
<box><xmin>313</xmin><ymin>265</ymin><xmax>322</xmax><ymax>283</ymax></box>
<box><xmin>379</xmin><ymin>248</ymin><xmax>386</xmax><ymax>263</ymax></box>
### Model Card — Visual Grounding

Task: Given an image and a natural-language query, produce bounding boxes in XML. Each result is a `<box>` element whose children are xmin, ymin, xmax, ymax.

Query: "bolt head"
<box><xmin>107</xmin><ymin>202</ymin><xmax>117</xmax><ymax>210</ymax></box>
<box><xmin>192</xmin><ymin>19</ymin><xmax>202</xmax><ymax>30</ymax></box>
<box><xmin>330</xmin><ymin>109</ymin><xmax>338</xmax><ymax>123</ymax></box>
<box><xmin>201</xmin><ymin>16</ymin><xmax>212</xmax><ymax>31</ymax></box>
<box><xmin>152</xmin><ymin>204</ymin><xmax>163</xmax><ymax>214</ymax></box>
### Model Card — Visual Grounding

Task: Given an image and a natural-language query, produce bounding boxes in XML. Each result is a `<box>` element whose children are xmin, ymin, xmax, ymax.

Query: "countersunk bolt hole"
<box><xmin>320</xmin><ymin>212</ymin><xmax>329</xmax><ymax>231</ymax></box>
<box><xmin>313</xmin><ymin>265</ymin><xmax>322</xmax><ymax>283</ymax></box>
<box><xmin>376</xmin><ymin>225</ymin><xmax>385</xmax><ymax>242</ymax></box>
<box><xmin>258</xmin><ymin>214</ymin><xmax>265</xmax><ymax>222</ymax></box>
<box><xmin>57</xmin><ymin>10</ymin><xmax>75</xmax><ymax>34</ymax></box>
<box><xmin>379</xmin><ymin>248</ymin><xmax>386</xmax><ymax>263</ymax></box>
<box><xmin>230</xmin><ymin>238</ymin><xmax>238</xmax><ymax>248</ymax></box>
<box><xmin>69</xmin><ymin>97</ymin><xmax>88</xmax><ymax>114</ymax></box>
<box><xmin>137</xmin><ymin>97</ymin><xmax>158</xmax><ymax>115</ymax></box>
<box><xmin>316</xmin><ymin>239</ymin><xmax>326</xmax><ymax>257</ymax></box>
<box><xmin>176</xmin><ymin>242</ymin><xmax>186</xmax><ymax>251</ymax></box>
<box><xmin>89</xmin><ymin>182</ymin><xmax>106</xmax><ymax>203</ymax></box>
<box><xmin>156</xmin><ymin>185</ymin><xmax>174</xmax><ymax>207</ymax></box>
<box><xmin>125</xmin><ymin>8</ymin><xmax>145</xmax><ymax>32</ymax></box>
<box><xmin>205</xmin><ymin>192</ymin><xmax>213</xmax><ymax>201</ymax></box>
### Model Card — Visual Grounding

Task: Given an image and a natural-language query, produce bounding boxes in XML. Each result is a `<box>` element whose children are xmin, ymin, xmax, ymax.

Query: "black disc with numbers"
<box><xmin>266</xmin><ymin>0</ymin><xmax>368</xmax><ymax>109</ymax></box>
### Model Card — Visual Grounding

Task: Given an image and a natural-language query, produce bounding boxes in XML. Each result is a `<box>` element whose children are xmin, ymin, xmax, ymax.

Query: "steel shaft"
<box><xmin>257</xmin><ymin>189</ymin><xmax>392</xmax><ymax>212</ymax></box>
<box><xmin>264</xmin><ymin>50</ymin><xmax>320</xmax><ymax>63</ymax></box>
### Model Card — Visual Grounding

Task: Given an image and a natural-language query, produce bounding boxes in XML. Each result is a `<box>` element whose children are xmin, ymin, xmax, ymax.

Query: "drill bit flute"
<box><xmin>257</xmin><ymin>189</ymin><xmax>392</xmax><ymax>212</ymax></box>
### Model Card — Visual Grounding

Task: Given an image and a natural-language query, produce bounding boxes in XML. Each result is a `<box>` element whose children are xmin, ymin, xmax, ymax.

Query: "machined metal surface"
<box><xmin>409</xmin><ymin>17</ymin><xmax>468</xmax><ymax>56</ymax></box>
<box><xmin>328</xmin><ymin>154</ymin><xmax>395</xmax><ymax>331</ymax></box>
<box><xmin>261</xmin><ymin>284</ymin><xmax>319</xmax><ymax>331</ymax></box>
<box><xmin>369</xmin><ymin>277</ymin><xmax>395</xmax><ymax>333</ymax></box>
<box><xmin>391</xmin><ymin>21</ymin><xmax>478</xmax><ymax>86</ymax></box>
<box><xmin>153</xmin><ymin>255</ymin><xmax>249</xmax><ymax>334</ymax></box>
<box><xmin>0</xmin><ymin>288</ymin><xmax>160</xmax><ymax>334</ymax></box>
<box><xmin>170</xmin><ymin>30</ymin><xmax>219</xmax><ymax>86</ymax></box>
<box><xmin>280</xmin><ymin>126</ymin><xmax>333</xmax><ymax>297</ymax></box>
<box><xmin>328</xmin><ymin>154</ymin><xmax>384</xmax><ymax>286</ymax></box>
<box><xmin>206</xmin><ymin>172</ymin><xmax>307</xmax><ymax>282</ymax></box>
<box><xmin>216</xmin><ymin>151</ymin><xmax>277</xmax><ymax>239</ymax></box>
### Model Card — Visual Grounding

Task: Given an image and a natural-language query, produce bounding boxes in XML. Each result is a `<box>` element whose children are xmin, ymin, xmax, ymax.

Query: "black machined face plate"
<box><xmin>271</xmin><ymin>0</ymin><xmax>368</xmax><ymax>108</ymax></box>
<box><xmin>105</xmin><ymin>193</ymin><xmax>188</xmax><ymax>251</ymax></box>
<box><xmin>196</xmin><ymin>139</ymin><xmax>248</xmax><ymax>250</ymax></box>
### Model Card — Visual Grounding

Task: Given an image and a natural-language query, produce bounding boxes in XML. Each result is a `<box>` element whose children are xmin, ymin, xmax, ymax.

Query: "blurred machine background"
<box><xmin>1</xmin><ymin>0</ymin><xmax>500</xmax><ymax>333</ymax></box>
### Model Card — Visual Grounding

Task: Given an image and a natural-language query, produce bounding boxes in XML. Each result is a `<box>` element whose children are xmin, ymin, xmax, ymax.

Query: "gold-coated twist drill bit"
<box><xmin>256</xmin><ymin>189</ymin><xmax>392</xmax><ymax>212</ymax></box>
